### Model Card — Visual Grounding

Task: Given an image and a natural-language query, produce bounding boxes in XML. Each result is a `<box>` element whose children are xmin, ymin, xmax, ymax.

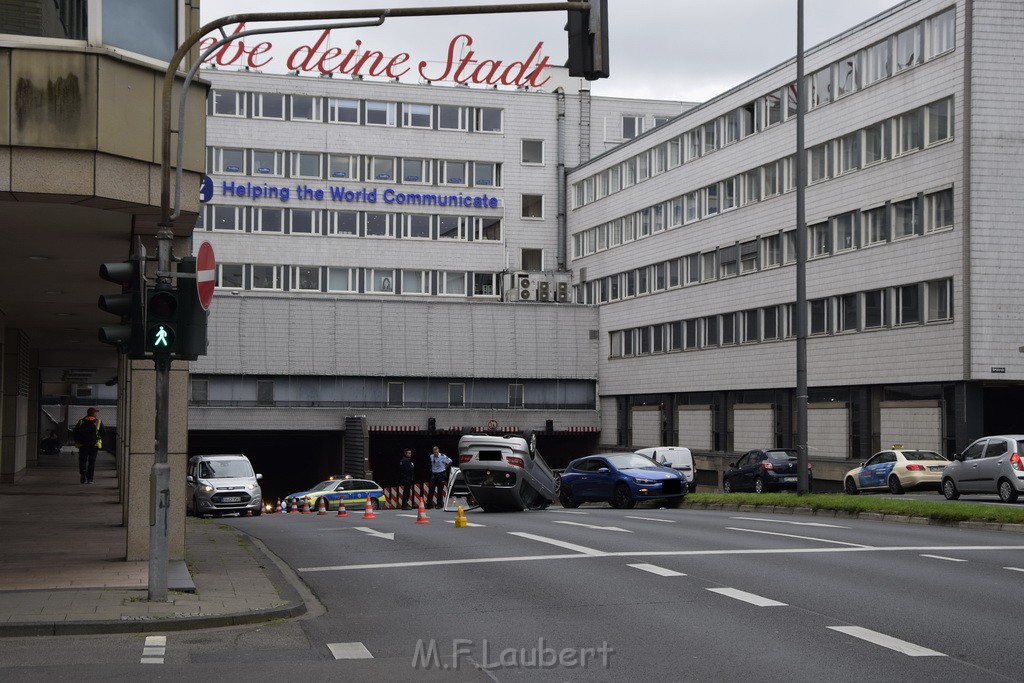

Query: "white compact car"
<box><xmin>635</xmin><ymin>447</ymin><xmax>697</xmax><ymax>492</ymax></box>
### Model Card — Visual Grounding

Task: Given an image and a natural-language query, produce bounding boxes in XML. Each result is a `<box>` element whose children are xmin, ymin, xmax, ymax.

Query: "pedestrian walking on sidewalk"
<box><xmin>73</xmin><ymin>408</ymin><xmax>103</xmax><ymax>484</ymax></box>
<box><xmin>427</xmin><ymin>446</ymin><xmax>452</xmax><ymax>509</ymax></box>
<box><xmin>399</xmin><ymin>448</ymin><xmax>416</xmax><ymax>509</ymax></box>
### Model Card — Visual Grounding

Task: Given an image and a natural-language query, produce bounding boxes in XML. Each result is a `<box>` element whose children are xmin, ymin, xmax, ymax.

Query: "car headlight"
<box><xmin>246</xmin><ymin>483</ymin><xmax>256</xmax><ymax>490</ymax></box>
<box><xmin>201</xmin><ymin>485</ymin><xmax>214</xmax><ymax>493</ymax></box>
<box><xmin>633</xmin><ymin>477</ymin><xmax>657</xmax><ymax>485</ymax></box>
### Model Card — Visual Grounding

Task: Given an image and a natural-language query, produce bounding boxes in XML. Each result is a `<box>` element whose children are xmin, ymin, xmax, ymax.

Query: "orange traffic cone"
<box><xmin>336</xmin><ymin>499</ymin><xmax>348</xmax><ymax>517</ymax></box>
<box><xmin>317</xmin><ymin>497</ymin><xmax>328</xmax><ymax>515</ymax></box>
<box><xmin>415</xmin><ymin>498</ymin><xmax>430</xmax><ymax>524</ymax></box>
<box><xmin>275</xmin><ymin>499</ymin><xmax>282</xmax><ymax>514</ymax></box>
<box><xmin>362</xmin><ymin>498</ymin><xmax>377</xmax><ymax>519</ymax></box>
<box><xmin>288</xmin><ymin>499</ymin><xmax>298</xmax><ymax>513</ymax></box>
<box><xmin>301</xmin><ymin>499</ymin><xmax>311</xmax><ymax>514</ymax></box>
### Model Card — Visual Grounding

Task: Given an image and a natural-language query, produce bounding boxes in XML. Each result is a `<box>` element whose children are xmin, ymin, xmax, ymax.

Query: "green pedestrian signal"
<box><xmin>149</xmin><ymin>323</ymin><xmax>175</xmax><ymax>349</ymax></box>
<box><xmin>145</xmin><ymin>289</ymin><xmax>179</xmax><ymax>355</ymax></box>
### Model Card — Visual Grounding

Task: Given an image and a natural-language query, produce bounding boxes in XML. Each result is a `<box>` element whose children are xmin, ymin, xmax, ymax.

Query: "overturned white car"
<box><xmin>457</xmin><ymin>432</ymin><xmax>557</xmax><ymax>512</ymax></box>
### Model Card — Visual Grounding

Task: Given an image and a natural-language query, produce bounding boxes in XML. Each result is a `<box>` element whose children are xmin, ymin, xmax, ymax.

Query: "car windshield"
<box><xmin>201</xmin><ymin>460</ymin><xmax>253</xmax><ymax>478</ymax></box>
<box><xmin>308</xmin><ymin>481</ymin><xmax>335</xmax><ymax>492</ymax></box>
<box><xmin>903</xmin><ymin>451</ymin><xmax>946</xmax><ymax>461</ymax></box>
<box><xmin>766</xmin><ymin>450</ymin><xmax>797</xmax><ymax>461</ymax></box>
<box><xmin>606</xmin><ymin>453</ymin><xmax>658</xmax><ymax>470</ymax></box>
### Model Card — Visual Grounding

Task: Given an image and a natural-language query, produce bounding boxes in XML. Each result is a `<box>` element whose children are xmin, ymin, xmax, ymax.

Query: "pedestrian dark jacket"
<box><xmin>399</xmin><ymin>455</ymin><xmax>415</xmax><ymax>483</ymax></box>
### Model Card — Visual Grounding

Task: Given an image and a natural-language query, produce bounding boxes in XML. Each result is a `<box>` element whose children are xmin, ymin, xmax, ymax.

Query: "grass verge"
<box><xmin>685</xmin><ymin>492</ymin><xmax>1024</xmax><ymax>525</ymax></box>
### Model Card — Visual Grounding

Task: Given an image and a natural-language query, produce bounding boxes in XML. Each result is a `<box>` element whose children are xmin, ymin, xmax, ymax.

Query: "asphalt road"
<box><xmin>3</xmin><ymin>505</ymin><xmax>1023</xmax><ymax>682</ymax></box>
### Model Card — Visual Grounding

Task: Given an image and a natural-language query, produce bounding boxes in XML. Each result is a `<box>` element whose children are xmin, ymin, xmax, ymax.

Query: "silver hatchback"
<box><xmin>942</xmin><ymin>435</ymin><xmax>1024</xmax><ymax>503</ymax></box>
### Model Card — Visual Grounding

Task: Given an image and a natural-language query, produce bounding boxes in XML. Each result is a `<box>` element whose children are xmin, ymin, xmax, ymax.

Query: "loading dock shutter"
<box><xmin>630</xmin><ymin>406</ymin><xmax>662</xmax><ymax>448</ymax></box>
<box><xmin>879</xmin><ymin>401</ymin><xmax>942</xmax><ymax>453</ymax></box>
<box><xmin>678</xmin><ymin>406</ymin><xmax>713</xmax><ymax>450</ymax></box>
<box><xmin>808</xmin><ymin>403</ymin><xmax>849</xmax><ymax>459</ymax></box>
<box><xmin>343</xmin><ymin>416</ymin><xmax>369</xmax><ymax>478</ymax></box>
<box><xmin>734</xmin><ymin>404</ymin><xmax>774</xmax><ymax>451</ymax></box>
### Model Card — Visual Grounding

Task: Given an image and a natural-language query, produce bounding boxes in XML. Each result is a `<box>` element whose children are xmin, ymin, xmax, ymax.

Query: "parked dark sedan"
<box><xmin>724</xmin><ymin>448</ymin><xmax>813</xmax><ymax>493</ymax></box>
<box><xmin>558</xmin><ymin>452</ymin><xmax>687</xmax><ymax>509</ymax></box>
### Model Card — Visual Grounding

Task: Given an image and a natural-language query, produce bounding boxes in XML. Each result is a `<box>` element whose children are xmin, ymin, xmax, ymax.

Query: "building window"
<box><xmin>367</xmin><ymin>269</ymin><xmax>395</xmax><ymax>293</ymax></box>
<box><xmin>212</xmin><ymin>147</ymin><xmax>244</xmax><ymax>174</ymax></box>
<box><xmin>897</xmin><ymin>110</ymin><xmax>924</xmax><ymax>154</ymax></box>
<box><xmin>723</xmin><ymin>109</ymin><xmax>741</xmax><ymax>145</ymax></box>
<box><xmin>329</xmin><ymin>210</ymin><xmax>358</xmax><ymax>236</ymax></box>
<box><xmin>291</xmin><ymin>95</ymin><xmax>321</xmax><ymax>121</ymax></box>
<box><xmin>809</xmin><ymin>143</ymin><xmax>829</xmax><ymax>183</ymax></box>
<box><xmin>927</xmin><ymin>8</ymin><xmax>956</xmax><ymax>58</ymax></box>
<box><xmin>686</xmin><ymin>129</ymin><xmax>702</xmax><ymax>160</ymax></box>
<box><xmin>475</xmin><ymin>107</ymin><xmax>503</xmax><ymax>132</ymax></box>
<box><xmin>257</xmin><ymin>381</ymin><xmax>274</xmax><ymax>406</ymax></box>
<box><xmin>438</xmin><ymin>215</ymin><xmax>467</xmax><ymax>240</ymax></box>
<box><xmin>721</xmin><ymin>176</ymin><xmax>739</xmax><ymax>211</ymax></box>
<box><xmin>400</xmin><ymin>158</ymin><xmax>430</xmax><ymax>184</ymax></box>
<box><xmin>834</xmin><ymin>212</ymin><xmax>856</xmax><ymax>252</ymax></box>
<box><xmin>864</xmin><ymin>39</ymin><xmax>891</xmax><ymax>85</ymax></box>
<box><xmin>520</xmin><ymin>139</ymin><xmax>544</xmax><ymax>165</ymax></box>
<box><xmin>210</xmin><ymin>205</ymin><xmax>242</xmax><ymax>231</ymax></box>
<box><xmin>522</xmin><ymin>194</ymin><xmax>544</xmax><ymax>219</ymax></box>
<box><xmin>762</xmin><ymin>234</ymin><xmax>781</xmax><ymax>268</ymax></box>
<box><xmin>809</xmin><ymin>222</ymin><xmax>831</xmax><ymax>257</ymax></box>
<box><xmin>403</xmin><ymin>214</ymin><xmax>432</xmax><ymax>239</ymax></box>
<box><xmin>327</xmin><ymin>267</ymin><xmax>355</xmax><ymax>292</ymax></box>
<box><xmin>438</xmin><ymin>105</ymin><xmax>468</xmax><ymax>130</ymax></box>
<box><xmin>253</xmin><ymin>93</ymin><xmax>284</xmax><ymax>119</ymax></box>
<box><xmin>252</xmin><ymin>150</ymin><xmax>284</xmax><ymax>176</ymax></box>
<box><xmin>622</xmin><ymin>115</ymin><xmax>642</xmax><ymax>140</ymax></box>
<box><xmin>328</xmin><ymin>154</ymin><xmax>357</xmax><ymax>180</ymax></box>
<box><xmin>743</xmin><ymin>170</ymin><xmax>760</xmax><ymax>205</ymax></box>
<box><xmin>810</xmin><ymin>299</ymin><xmax>829</xmax><ymax>335</ymax></box>
<box><xmin>449</xmin><ymin>383</ymin><xmax>465</xmax><ymax>408</ymax></box>
<box><xmin>440</xmin><ymin>160</ymin><xmax>467</xmax><ymax>185</ymax></box>
<box><xmin>809</xmin><ymin>67</ymin><xmax>831</xmax><ymax>109</ymax></box>
<box><xmin>367</xmin><ymin>156</ymin><xmax>396</xmax><ymax>181</ymax></box>
<box><xmin>925</xmin><ymin>189</ymin><xmax>953</xmax><ymax>232</ymax></box>
<box><xmin>838</xmin><ymin>132</ymin><xmax>860</xmax><ymax>174</ymax></box>
<box><xmin>701</xmin><ymin>252</ymin><xmax>717</xmax><ymax>282</ymax></box>
<box><xmin>719</xmin><ymin>246</ymin><xmax>738</xmax><ymax>278</ymax></box>
<box><xmin>473</xmin><ymin>162</ymin><xmax>500</xmax><ymax>187</ymax></box>
<box><xmin>291</xmin><ymin>152</ymin><xmax>322</xmax><ymax>179</ymax></box>
<box><xmin>836</xmin><ymin>55</ymin><xmax>858</xmax><ymax>97</ymax></box>
<box><xmin>783</xmin><ymin>230</ymin><xmax>797</xmax><ymax>264</ymax></box>
<box><xmin>763</xmin><ymin>306</ymin><xmax>779</xmax><ymax>340</ymax></box>
<box><xmin>387</xmin><ymin>382</ymin><xmax>404</xmax><ymax>407</ymax></box>
<box><xmin>439</xmin><ymin>271</ymin><xmax>467</xmax><ymax>296</ymax></box>
<box><xmin>763</xmin><ymin>161</ymin><xmax>780</xmax><ymax>198</ymax></box>
<box><xmin>364</xmin><ymin>212</ymin><xmax>395</xmax><ymax>238</ymax></box>
<box><xmin>927</xmin><ymin>279</ymin><xmax>952</xmax><ymax>321</ymax></box>
<box><xmin>402</xmin><ymin>103</ymin><xmax>432</xmax><ymax>128</ymax></box>
<box><xmin>838</xmin><ymin>293</ymin><xmax>859</xmax><ymax>332</ymax></box>
<box><xmin>864</xmin><ymin>289</ymin><xmax>887</xmax><ymax>328</ymax></box>
<box><xmin>217</xmin><ymin>264</ymin><xmax>243</xmax><ymax>288</ymax></box>
<box><xmin>862</xmin><ymin>206</ymin><xmax>888</xmax><ymax>245</ymax></box>
<box><xmin>402</xmin><ymin>270</ymin><xmax>430</xmax><ymax>295</ymax></box>
<box><xmin>212</xmin><ymin>89</ymin><xmax>245</xmax><ymax>117</ymax></box>
<box><xmin>293</xmin><ymin>266</ymin><xmax>321</xmax><ymax>291</ymax></box>
<box><xmin>893</xmin><ymin>198</ymin><xmax>918</xmax><ymax>239</ymax></box>
<box><xmin>254</xmin><ymin>207</ymin><xmax>283</xmax><ymax>233</ymax></box>
<box><xmin>366</xmin><ymin>100</ymin><xmax>397</xmax><ymax>126</ymax></box>
<box><xmin>327</xmin><ymin>98</ymin><xmax>359</xmax><ymax>124</ymax></box>
<box><xmin>475</xmin><ymin>217</ymin><xmax>501</xmax><ymax>241</ymax></box>
<box><xmin>508</xmin><ymin>383</ymin><xmax>524</xmax><ymax>408</ymax></box>
<box><xmin>742</xmin><ymin>310</ymin><xmax>760</xmax><ymax>343</ymax></box>
<box><xmin>739</xmin><ymin>241</ymin><xmax>758</xmax><ymax>273</ymax></box>
<box><xmin>895</xmin><ymin>25</ymin><xmax>920</xmax><ymax>72</ymax></box>
<box><xmin>251</xmin><ymin>265</ymin><xmax>283</xmax><ymax>290</ymax></box>
<box><xmin>705</xmin><ymin>185</ymin><xmax>719</xmax><ymax>216</ymax></box>
<box><xmin>927</xmin><ymin>98</ymin><xmax>952</xmax><ymax>144</ymax></box>
<box><xmin>473</xmin><ymin>273</ymin><xmax>497</xmax><ymax>296</ymax></box>
<box><xmin>702</xmin><ymin>317</ymin><xmax>719</xmax><ymax>347</ymax></box>
<box><xmin>289</xmin><ymin>209</ymin><xmax>319</xmax><ymax>235</ymax></box>
<box><xmin>702</xmin><ymin>121</ymin><xmax>717</xmax><ymax>153</ymax></box>
<box><xmin>191</xmin><ymin>379</ymin><xmax>209</xmax><ymax>405</ymax></box>
<box><xmin>897</xmin><ymin>284</ymin><xmax>921</xmax><ymax>325</ymax></box>
<box><xmin>864</xmin><ymin>121</ymin><xmax>885</xmax><ymax>165</ymax></box>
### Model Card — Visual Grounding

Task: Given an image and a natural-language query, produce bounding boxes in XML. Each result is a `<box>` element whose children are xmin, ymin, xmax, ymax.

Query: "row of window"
<box><xmin>204</xmin><ymin>205</ymin><xmax>505</xmax><ymax>240</ymax></box>
<box><xmin>209</xmin><ymin>148</ymin><xmax>528</xmax><ymax>187</ymax></box>
<box><xmin>576</xmin><ymin>188</ymin><xmax>953</xmax><ymax>305</ymax></box>
<box><xmin>609</xmin><ymin>278</ymin><xmax>954</xmax><ymax>358</ymax></box>
<box><xmin>572</xmin><ymin>97</ymin><xmax>953</xmax><ymax>260</ymax></box>
<box><xmin>572</xmin><ymin>6</ymin><xmax>956</xmax><ymax>209</ymax></box>
<box><xmin>210</xmin><ymin>88</ymin><xmax>506</xmax><ymax>133</ymax></box>
<box><xmin>216</xmin><ymin>263</ymin><xmax>501</xmax><ymax>297</ymax></box>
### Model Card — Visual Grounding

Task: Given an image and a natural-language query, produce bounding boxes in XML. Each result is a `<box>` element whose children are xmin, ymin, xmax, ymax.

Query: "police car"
<box><xmin>284</xmin><ymin>477</ymin><xmax>385</xmax><ymax>511</ymax></box>
<box><xmin>843</xmin><ymin>449</ymin><xmax>949</xmax><ymax>495</ymax></box>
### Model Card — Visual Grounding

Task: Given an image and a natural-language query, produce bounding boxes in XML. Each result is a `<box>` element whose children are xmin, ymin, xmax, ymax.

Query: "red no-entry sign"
<box><xmin>196</xmin><ymin>242</ymin><xmax>216</xmax><ymax>311</ymax></box>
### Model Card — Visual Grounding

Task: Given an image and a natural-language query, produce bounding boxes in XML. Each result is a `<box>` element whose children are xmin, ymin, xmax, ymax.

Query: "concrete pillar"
<box><xmin>0</xmin><ymin>330</ymin><xmax>29</xmax><ymax>483</ymax></box>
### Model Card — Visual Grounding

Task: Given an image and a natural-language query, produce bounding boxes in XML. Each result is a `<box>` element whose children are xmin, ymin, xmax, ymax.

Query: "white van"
<box><xmin>186</xmin><ymin>454</ymin><xmax>263</xmax><ymax>517</ymax></box>
<box><xmin>635</xmin><ymin>447</ymin><xmax>697</xmax><ymax>492</ymax></box>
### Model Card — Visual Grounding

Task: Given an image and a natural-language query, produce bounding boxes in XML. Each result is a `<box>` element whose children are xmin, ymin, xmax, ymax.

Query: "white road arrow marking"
<box><xmin>552</xmin><ymin>520</ymin><xmax>632</xmax><ymax>533</ymax></box>
<box><xmin>828</xmin><ymin>626</ymin><xmax>945</xmax><ymax>657</ymax></box>
<box><xmin>731</xmin><ymin>516</ymin><xmax>850</xmax><ymax>528</ymax></box>
<box><xmin>352</xmin><ymin>526</ymin><xmax>394</xmax><ymax>540</ymax></box>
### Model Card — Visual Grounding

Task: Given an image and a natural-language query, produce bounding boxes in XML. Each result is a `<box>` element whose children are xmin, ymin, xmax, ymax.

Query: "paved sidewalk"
<box><xmin>0</xmin><ymin>451</ymin><xmax>307</xmax><ymax>636</ymax></box>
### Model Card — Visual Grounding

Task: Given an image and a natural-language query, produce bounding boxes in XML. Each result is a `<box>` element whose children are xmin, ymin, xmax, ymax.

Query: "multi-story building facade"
<box><xmin>569</xmin><ymin>0</ymin><xmax>1023</xmax><ymax>485</ymax></box>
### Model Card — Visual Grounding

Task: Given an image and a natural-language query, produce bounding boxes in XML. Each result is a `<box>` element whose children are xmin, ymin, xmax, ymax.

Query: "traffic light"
<box><xmin>565</xmin><ymin>0</ymin><xmax>609</xmax><ymax>80</ymax></box>
<box><xmin>174</xmin><ymin>257</ymin><xmax>209</xmax><ymax>361</ymax></box>
<box><xmin>146</xmin><ymin>287</ymin><xmax>179</xmax><ymax>356</ymax></box>
<box><xmin>98</xmin><ymin>253</ymin><xmax>146</xmax><ymax>358</ymax></box>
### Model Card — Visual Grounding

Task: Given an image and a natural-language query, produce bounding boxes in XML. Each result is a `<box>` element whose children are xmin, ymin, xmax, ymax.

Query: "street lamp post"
<box><xmin>795</xmin><ymin>0</ymin><xmax>810</xmax><ymax>494</ymax></box>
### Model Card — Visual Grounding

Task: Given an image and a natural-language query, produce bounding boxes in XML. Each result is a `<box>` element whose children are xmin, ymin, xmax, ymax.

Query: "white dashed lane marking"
<box><xmin>140</xmin><ymin>635</ymin><xmax>166</xmax><ymax>664</ymax></box>
<box><xmin>628</xmin><ymin>563</ymin><xmax>686</xmax><ymax>577</ymax></box>
<box><xmin>726</xmin><ymin>527</ymin><xmax>873</xmax><ymax>548</ymax></box>
<box><xmin>625</xmin><ymin>515</ymin><xmax>676</xmax><ymax>523</ymax></box>
<box><xmin>328</xmin><ymin>642</ymin><xmax>374</xmax><ymax>659</ymax></box>
<box><xmin>920</xmin><ymin>554</ymin><xmax>967</xmax><ymax>562</ymax></box>
<box><xmin>731</xmin><ymin>516</ymin><xmax>850</xmax><ymax>528</ymax></box>
<box><xmin>828</xmin><ymin>626</ymin><xmax>946</xmax><ymax>657</ymax></box>
<box><xmin>1003</xmin><ymin>566</ymin><xmax>1024</xmax><ymax>573</ymax></box>
<box><xmin>706</xmin><ymin>587</ymin><xmax>787</xmax><ymax>607</ymax></box>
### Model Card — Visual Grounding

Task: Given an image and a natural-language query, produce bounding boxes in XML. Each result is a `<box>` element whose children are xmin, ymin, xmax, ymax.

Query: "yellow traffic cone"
<box><xmin>454</xmin><ymin>504</ymin><xmax>468</xmax><ymax>528</ymax></box>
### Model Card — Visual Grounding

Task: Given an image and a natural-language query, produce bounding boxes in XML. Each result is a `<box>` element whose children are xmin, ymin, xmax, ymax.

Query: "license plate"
<box><xmin>928</xmin><ymin>466</ymin><xmax>944</xmax><ymax>471</ymax></box>
<box><xmin>222</xmin><ymin>496</ymin><xmax>241</xmax><ymax>503</ymax></box>
<box><xmin>782</xmin><ymin>477</ymin><xmax>797</xmax><ymax>483</ymax></box>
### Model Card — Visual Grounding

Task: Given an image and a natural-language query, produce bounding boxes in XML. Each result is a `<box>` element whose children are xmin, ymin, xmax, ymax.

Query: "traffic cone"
<box><xmin>288</xmin><ymin>499</ymin><xmax>298</xmax><ymax>513</ymax></box>
<box><xmin>454</xmin><ymin>504</ymin><xmax>468</xmax><ymax>528</ymax></box>
<box><xmin>275</xmin><ymin>499</ymin><xmax>282</xmax><ymax>514</ymax></box>
<box><xmin>301</xmin><ymin>499</ymin><xmax>311</xmax><ymax>514</ymax></box>
<box><xmin>246</xmin><ymin>509</ymin><xmax>253</xmax><ymax>517</ymax></box>
<box><xmin>362</xmin><ymin>498</ymin><xmax>377</xmax><ymax>519</ymax></box>
<box><xmin>415</xmin><ymin>498</ymin><xmax>430</xmax><ymax>524</ymax></box>
<box><xmin>317</xmin><ymin>498</ymin><xmax>328</xmax><ymax>515</ymax></box>
<box><xmin>336</xmin><ymin>499</ymin><xmax>348</xmax><ymax>517</ymax></box>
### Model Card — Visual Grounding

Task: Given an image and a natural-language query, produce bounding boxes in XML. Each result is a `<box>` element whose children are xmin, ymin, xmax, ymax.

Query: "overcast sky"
<box><xmin>200</xmin><ymin>0</ymin><xmax>905</xmax><ymax>102</ymax></box>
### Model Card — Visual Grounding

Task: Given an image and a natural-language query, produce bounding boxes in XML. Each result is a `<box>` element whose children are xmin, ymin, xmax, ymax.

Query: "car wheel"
<box><xmin>723</xmin><ymin>479</ymin><xmax>733</xmax><ymax>493</ymax></box>
<box><xmin>844</xmin><ymin>478</ymin><xmax>859</xmax><ymax>496</ymax></box>
<box><xmin>191</xmin><ymin>496</ymin><xmax>204</xmax><ymax>517</ymax></box>
<box><xmin>372</xmin><ymin>498</ymin><xmax>381</xmax><ymax>510</ymax></box>
<box><xmin>559</xmin><ymin>485</ymin><xmax>581</xmax><ymax>509</ymax></box>
<box><xmin>942</xmin><ymin>477</ymin><xmax>960</xmax><ymax>500</ymax></box>
<box><xmin>754</xmin><ymin>477</ymin><xmax>766</xmax><ymax>494</ymax></box>
<box><xmin>887</xmin><ymin>475</ymin><xmax>905</xmax><ymax>495</ymax></box>
<box><xmin>687</xmin><ymin>481</ymin><xmax>697</xmax><ymax>494</ymax></box>
<box><xmin>612</xmin><ymin>484</ymin><xmax>636</xmax><ymax>509</ymax></box>
<box><xmin>998</xmin><ymin>479</ymin><xmax>1019</xmax><ymax>503</ymax></box>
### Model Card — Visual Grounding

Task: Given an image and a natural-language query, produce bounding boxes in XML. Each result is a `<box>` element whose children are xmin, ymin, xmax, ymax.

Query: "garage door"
<box><xmin>734</xmin><ymin>405</ymin><xmax>774</xmax><ymax>451</ymax></box>
<box><xmin>600</xmin><ymin>398</ymin><xmax>619</xmax><ymax>447</ymax></box>
<box><xmin>678</xmin><ymin>406</ymin><xmax>713</xmax><ymax>451</ymax></box>
<box><xmin>880</xmin><ymin>401</ymin><xmax>942</xmax><ymax>453</ymax></box>
<box><xmin>808</xmin><ymin>403</ymin><xmax>848</xmax><ymax>459</ymax></box>
<box><xmin>631</xmin><ymin>407</ymin><xmax>662</xmax><ymax>448</ymax></box>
